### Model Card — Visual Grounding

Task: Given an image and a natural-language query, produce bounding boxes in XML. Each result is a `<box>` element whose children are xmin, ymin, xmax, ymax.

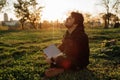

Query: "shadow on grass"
<box><xmin>91</xmin><ymin>46</ymin><xmax>120</xmax><ymax>66</ymax></box>
<box><xmin>0</xmin><ymin>30</ymin><xmax>21</xmax><ymax>35</ymax></box>
<box><xmin>49</xmin><ymin>69</ymin><xmax>98</xmax><ymax>80</ymax></box>
<box><xmin>89</xmin><ymin>35</ymin><xmax>111</xmax><ymax>41</ymax></box>
<box><xmin>0</xmin><ymin>42</ymin><xmax>13</xmax><ymax>47</ymax></box>
<box><xmin>12</xmin><ymin>50</ymin><xmax>27</xmax><ymax>60</ymax></box>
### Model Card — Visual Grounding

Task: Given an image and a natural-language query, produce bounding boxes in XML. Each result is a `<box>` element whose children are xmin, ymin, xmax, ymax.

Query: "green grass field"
<box><xmin>0</xmin><ymin>28</ymin><xmax>120</xmax><ymax>80</ymax></box>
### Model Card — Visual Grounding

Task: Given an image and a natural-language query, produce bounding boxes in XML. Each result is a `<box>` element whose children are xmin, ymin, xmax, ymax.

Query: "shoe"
<box><xmin>41</xmin><ymin>77</ymin><xmax>49</xmax><ymax>80</ymax></box>
<box><xmin>45</xmin><ymin>68</ymin><xmax>64</xmax><ymax>77</ymax></box>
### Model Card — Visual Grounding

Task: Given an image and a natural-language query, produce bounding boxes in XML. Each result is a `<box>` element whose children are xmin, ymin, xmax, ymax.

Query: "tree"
<box><xmin>28</xmin><ymin>0</ymin><xmax>42</xmax><ymax>29</ymax></box>
<box><xmin>110</xmin><ymin>13</ymin><xmax>119</xmax><ymax>23</ymax></box>
<box><xmin>0</xmin><ymin>0</ymin><xmax>6</xmax><ymax>11</ymax></box>
<box><xmin>100</xmin><ymin>12</ymin><xmax>119</xmax><ymax>28</ymax></box>
<box><xmin>102</xmin><ymin>13</ymin><xmax>111</xmax><ymax>28</ymax></box>
<box><xmin>84</xmin><ymin>13</ymin><xmax>91</xmax><ymax>23</ymax></box>
<box><xmin>14</xmin><ymin>0</ymin><xmax>43</xmax><ymax>30</ymax></box>
<box><xmin>112</xmin><ymin>0</ymin><xmax>120</xmax><ymax>19</ymax></box>
<box><xmin>97</xmin><ymin>0</ymin><xmax>120</xmax><ymax>28</ymax></box>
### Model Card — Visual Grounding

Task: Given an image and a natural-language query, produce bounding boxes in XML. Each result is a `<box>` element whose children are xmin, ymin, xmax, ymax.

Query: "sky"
<box><xmin>0</xmin><ymin>0</ymin><xmax>101</xmax><ymax>22</ymax></box>
<box><xmin>39</xmin><ymin>0</ymin><xmax>98</xmax><ymax>21</ymax></box>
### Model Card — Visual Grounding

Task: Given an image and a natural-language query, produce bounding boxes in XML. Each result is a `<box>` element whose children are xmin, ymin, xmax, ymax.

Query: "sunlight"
<box><xmin>39</xmin><ymin>0</ymin><xmax>97</xmax><ymax>22</ymax></box>
<box><xmin>0</xmin><ymin>0</ymin><xmax>97</xmax><ymax>22</ymax></box>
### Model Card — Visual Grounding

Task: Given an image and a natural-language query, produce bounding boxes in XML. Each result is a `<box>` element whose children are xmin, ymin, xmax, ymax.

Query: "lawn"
<box><xmin>0</xmin><ymin>28</ymin><xmax>120</xmax><ymax>80</ymax></box>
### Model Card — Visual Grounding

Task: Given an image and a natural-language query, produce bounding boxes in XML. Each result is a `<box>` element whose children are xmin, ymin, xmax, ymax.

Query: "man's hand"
<box><xmin>46</xmin><ymin>58</ymin><xmax>52</xmax><ymax>64</ymax></box>
<box><xmin>45</xmin><ymin>57</ymin><xmax>54</xmax><ymax>64</ymax></box>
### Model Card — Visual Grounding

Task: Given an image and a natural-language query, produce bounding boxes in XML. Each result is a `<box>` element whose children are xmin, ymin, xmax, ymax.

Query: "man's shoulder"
<box><xmin>73</xmin><ymin>30</ymin><xmax>87</xmax><ymax>36</ymax></box>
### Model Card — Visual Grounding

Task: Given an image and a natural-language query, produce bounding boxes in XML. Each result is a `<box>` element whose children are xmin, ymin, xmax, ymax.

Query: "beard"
<box><xmin>64</xmin><ymin>22</ymin><xmax>74</xmax><ymax>29</ymax></box>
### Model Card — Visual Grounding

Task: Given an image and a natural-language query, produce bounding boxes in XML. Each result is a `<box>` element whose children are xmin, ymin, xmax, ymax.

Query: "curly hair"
<box><xmin>71</xmin><ymin>12</ymin><xmax>84</xmax><ymax>25</ymax></box>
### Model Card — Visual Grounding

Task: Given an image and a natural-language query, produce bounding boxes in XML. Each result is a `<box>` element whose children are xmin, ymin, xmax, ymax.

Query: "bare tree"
<box><xmin>27</xmin><ymin>0</ymin><xmax>43</xmax><ymax>29</ymax></box>
<box><xmin>0</xmin><ymin>0</ymin><xmax>6</xmax><ymax>11</ymax></box>
<box><xmin>97</xmin><ymin>0</ymin><xmax>120</xmax><ymax>28</ymax></box>
<box><xmin>14</xmin><ymin>0</ymin><xmax>43</xmax><ymax>30</ymax></box>
<box><xmin>112</xmin><ymin>0</ymin><xmax>120</xmax><ymax>17</ymax></box>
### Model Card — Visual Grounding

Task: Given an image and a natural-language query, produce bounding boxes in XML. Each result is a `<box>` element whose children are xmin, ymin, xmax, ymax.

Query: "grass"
<box><xmin>0</xmin><ymin>28</ymin><xmax>120</xmax><ymax>80</ymax></box>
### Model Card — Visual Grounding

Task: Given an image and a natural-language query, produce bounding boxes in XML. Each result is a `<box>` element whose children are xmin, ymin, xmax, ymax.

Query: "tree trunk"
<box><xmin>31</xmin><ymin>22</ymin><xmax>37</xmax><ymax>29</ymax></box>
<box><xmin>21</xmin><ymin>23</ymin><xmax>24</xmax><ymax>30</ymax></box>
<box><xmin>104</xmin><ymin>18</ymin><xmax>108</xmax><ymax>29</ymax></box>
<box><xmin>107</xmin><ymin>17</ymin><xmax>109</xmax><ymax>28</ymax></box>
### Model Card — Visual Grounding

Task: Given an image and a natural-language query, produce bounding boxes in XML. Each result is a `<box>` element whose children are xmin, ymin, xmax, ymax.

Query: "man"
<box><xmin>44</xmin><ymin>12</ymin><xmax>90</xmax><ymax>78</ymax></box>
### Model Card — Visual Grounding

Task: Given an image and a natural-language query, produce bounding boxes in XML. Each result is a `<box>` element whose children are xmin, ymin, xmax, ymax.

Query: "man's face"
<box><xmin>64</xmin><ymin>16</ymin><xmax>75</xmax><ymax>29</ymax></box>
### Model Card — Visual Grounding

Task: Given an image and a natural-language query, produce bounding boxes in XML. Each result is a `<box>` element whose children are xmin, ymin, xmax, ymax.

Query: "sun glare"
<box><xmin>40</xmin><ymin>0</ymin><xmax>97</xmax><ymax>22</ymax></box>
<box><xmin>0</xmin><ymin>0</ymin><xmax>97</xmax><ymax>22</ymax></box>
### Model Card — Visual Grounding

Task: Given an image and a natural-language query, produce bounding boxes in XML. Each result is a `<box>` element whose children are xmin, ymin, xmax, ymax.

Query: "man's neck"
<box><xmin>68</xmin><ymin>24</ymin><xmax>77</xmax><ymax>34</ymax></box>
